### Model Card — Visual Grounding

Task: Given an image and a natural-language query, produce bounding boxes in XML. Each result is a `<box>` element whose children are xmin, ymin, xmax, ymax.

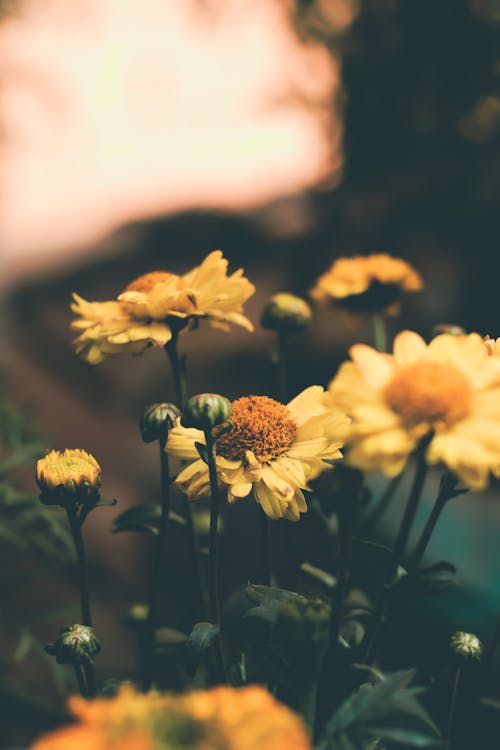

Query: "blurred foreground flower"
<box><xmin>310</xmin><ymin>253</ymin><xmax>422</xmax><ymax>314</ymax></box>
<box><xmin>31</xmin><ymin>684</ymin><xmax>311</xmax><ymax>750</ymax></box>
<box><xmin>168</xmin><ymin>387</ymin><xmax>348</xmax><ymax>521</ymax></box>
<box><xmin>36</xmin><ymin>449</ymin><xmax>101</xmax><ymax>507</ymax></box>
<box><xmin>329</xmin><ymin>330</ymin><xmax>500</xmax><ymax>489</ymax></box>
<box><xmin>71</xmin><ymin>251</ymin><xmax>255</xmax><ymax>364</ymax></box>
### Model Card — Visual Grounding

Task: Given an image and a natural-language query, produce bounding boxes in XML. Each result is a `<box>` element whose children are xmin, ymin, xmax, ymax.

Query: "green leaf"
<box><xmin>195</xmin><ymin>442</ymin><xmax>209</xmax><ymax>464</ymax></box>
<box><xmin>185</xmin><ymin>622</ymin><xmax>220</xmax><ymax>657</ymax></box>
<box><xmin>368</xmin><ymin>726</ymin><xmax>442</xmax><ymax>747</ymax></box>
<box><xmin>113</xmin><ymin>504</ymin><xmax>186</xmax><ymax>535</ymax></box>
<box><xmin>13</xmin><ymin>630</ymin><xmax>33</xmax><ymax>661</ymax></box>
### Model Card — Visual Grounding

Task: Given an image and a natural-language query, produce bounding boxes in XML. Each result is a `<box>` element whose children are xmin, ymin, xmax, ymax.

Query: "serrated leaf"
<box><xmin>367</xmin><ymin>726</ymin><xmax>442</xmax><ymax>747</ymax></box>
<box><xmin>244</xmin><ymin>584</ymin><xmax>305</xmax><ymax>627</ymax></box>
<box><xmin>195</xmin><ymin>442</ymin><xmax>209</xmax><ymax>464</ymax></box>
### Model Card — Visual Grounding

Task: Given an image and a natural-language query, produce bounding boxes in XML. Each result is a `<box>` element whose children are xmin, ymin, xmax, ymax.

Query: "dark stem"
<box><xmin>329</xmin><ymin>499</ymin><xmax>353</xmax><ymax>647</ymax></box>
<box><xmin>484</xmin><ymin>617</ymin><xmax>500</xmax><ymax>666</ymax></box>
<box><xmin>372</xmin><ymin>313</ymin><xmax>387</xmax><ymax>353</ymax></box>
<box><xmin>204</xmin><ymin>430</ymin><xmax>226</xmax><ymax>682</ymax></box>
<box><xmin>408</xmin><ymin>486</ymin><xmax>450</xmax><ymax>573</ymax></box>
<box><xmin>66</xmin><ymin>503</ymin><xmax>92</xmax><ymax>627</ymax></box>
<box><xmin>362</xmin><ymin>440</ymin><xmax>429</xmax><ymax>663</ymax></box>
<box><xmin>277</xmin><ymin>330</ymin><xmax>288</xmax><ymax>403</ymax></box>
<box><xmin>182</xmin><ymin>494</ymin><xmax>208</xmax><ymax>621</ymax></box>
<box><xmin>73</xmin><ymin>664</ymin><xmax>89</xmax><ymax>698</ymax></box>
<box><xmin>65</xmin><ymin>502</ymin><xmax>95</xmax><ymax>694</ymax></box>
<box><xmin>165</xmin><ymin>327</ymin><xmax>187</xmax><ymax>409</ymax></box>
<box><xmin>259</xmin><ymin>508</ymin><xmax>271</xmax><ymax>586</ymax></box>
<box><xmin>361</xmin><ymin>473</ymin><xmax>403</xmax><ymax>536</ymax></box>
<box><xmin>446</xmin><ymin>668</ymin><xmax>461</xmax><ymax>747</ymax></box>
<box><xmin>143</xmin><ymin>438</ymin><xmax>171</xmax><ymax>692</ymax></box>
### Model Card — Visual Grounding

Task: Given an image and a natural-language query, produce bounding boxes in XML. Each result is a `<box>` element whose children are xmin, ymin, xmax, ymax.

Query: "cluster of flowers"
<box><xmin>32</xmin><ymin>249</ymin><xmax>499</xmax><ymax>748</ymax></box>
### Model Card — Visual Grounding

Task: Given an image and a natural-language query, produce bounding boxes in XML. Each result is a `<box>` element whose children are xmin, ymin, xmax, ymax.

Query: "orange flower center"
<box><xmin>215</xmin><ymin>396</ymin><xmax>297</xmax><ymax>462</ymax></box>
<box><xmin>124</xmin><ymin>271</ymin><xmax>186</xmax><ymax>293</ymax></box>
<box><xmin>384</xmin><ymin>360</ymin><xmax>471</xmax><ymax>429</ymax></box>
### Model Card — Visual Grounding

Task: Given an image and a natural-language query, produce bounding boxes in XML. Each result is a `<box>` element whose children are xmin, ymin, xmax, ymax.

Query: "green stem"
<box><xmin>165</xmin><ymin>327</ymin><xmax>187</xmax><ymax>409</ymax></box>
<box><xmin>277</xmin><ymin>330</ymin><xmax>289</xmax><ymax>403</ymax></box>
<box><xmin>363</xmin><ymin>440</ymin><xmax>429</xmax><ymax>663</ymax></box>
<box><xmin>182</xmin><ymin>494</ymin><xmax>208</xmax><ymax>621</ymax></box>
<box><xmin>329</xmin><ymin>499</ymin><xmax>353</xmax><ymax>647</ymax></box>
<box><xmin>446</xmin><ymin>668</ymin><xmax>461</xmax><ymax>747</ymax></box>
<box><xmin>372</xmin><ymin>313</ymin><xmax>387</xmax><ymax>353</ymax></box>
<box><xmin>259</xmin><ymin>508</ymin><xmax>271</xmax><ymax>586</ymax></box>
<box><xmin>65</xmin><ymin>502</ymin><xmax>95</xmax><ymax>695</ymax></box>
<box><xmin>408</xmin><ymin>473</ymin><xmax>457</xmax><ymax>572</ymax></box>
<box><xmin>361</xmin><ymin>473</ymin><xmax>403</xmax><ymax>536</ymax></box>
<box><xmin>143</xmin><ymin>439</ymin><xmax>171</xmax><ymax>692</ymax></box>
<box><xmin>74</xmin><ymin>664</ymin><xmax>89</xmax><ymax>698</ymax></box>
<box><xmin>204</xmin><ymin>430</ymin><xmax>226</xmax><ymax>682</ymax></box>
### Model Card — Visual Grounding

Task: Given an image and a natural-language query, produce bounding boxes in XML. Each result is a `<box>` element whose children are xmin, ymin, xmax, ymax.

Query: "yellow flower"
<box><xmin>31</xmin><ymin>684</ymin><xmax>311</xmax><ymax>750</ymax></box>
<box><xmin>167</xmin><ymin>387</ymin><xmax>349</xmax><ymax>521</ymax></box>
<box><xmin>310</xmin><ymin>253</ymin><xmax>422</xmax><ymax>314</ymax></box>
<box><xmin>329</xmin><ymin>330</ymin><xmax>500</xmax><ymax>490</ymax></box>
<box><xmin>36</xmin><ymin>449</ymin><xmax>101</xmax><ymax>506</ymax></box>
<box><xmin>71</xmin><ymin>251</ymin><xmax>255</xmax><ymax>364</ymax></box>
<box><xmin>483</xmin><ymin>334</ymin><xmax>500</xmax><ymax>356</ymax></box>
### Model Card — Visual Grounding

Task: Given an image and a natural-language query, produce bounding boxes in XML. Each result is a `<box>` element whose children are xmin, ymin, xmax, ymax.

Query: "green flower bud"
<box><xmin>181</xmin><ymin>394</ymin><xmax>232</xmax><ymax>432</ymax></box>
<box><xmin>140</xmin><ymin>402</ymin><xmax>180</xmax><ymax>443</ymax></box>
<box><xmin>261</xmin><ymin>293</ymin><xmax>312</xmax><ymax>334</ymax></box>
<box><xmin>450</xmin><ymin>631</ymin><xmax>483</xmax><ymax>660</ymax></box>
<box><xmin>36</xmin><ymin>449</ymin><xmax>101</xmax><ymax>507</ymax></box>
<box><xmin>45</xmin><ymin>624</ymin><xmax>101</xmax><ymax>665</ymax></box>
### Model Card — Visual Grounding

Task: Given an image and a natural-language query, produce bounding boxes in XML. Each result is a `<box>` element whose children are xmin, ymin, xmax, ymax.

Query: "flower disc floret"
<box><xmin>167</xmin><ymin>386</ymin><xmax>349</xmax><ymax>521</ymax></box>
<box><xmin>215</xmin><ymin>396</ymin><xmax>297</xmax><ymax>462</ymax></box>
<box><xmin>329</xmin><ymin>330</ymin><xmax>500</xmax><ymax>490</ymax></box>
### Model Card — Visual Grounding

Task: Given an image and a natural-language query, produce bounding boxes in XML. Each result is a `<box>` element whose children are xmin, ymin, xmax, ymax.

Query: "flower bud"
<box><xmin>450</xmin><ymin>630</ymin><xmax>483</xmax><ymax>660</ymax></box>
<box><xmin>181</xmin><ymin>394</ymin><xmax>232</xmax><ymax>432</ymax></box>
<box><xmin>261</xmin><ymin>293</ymin><xmax>312</xmax><ymax>334</ymax></box>
<box><xmin>36</xmin><ymin>449</ymin><xmax>101</xmax><ymax>507</ymax></box>
<box><xmin>140</xmin><ymin>402</ymin><xmax>180</xmax><ymax>443</ymax></box>
<box><xmin>45</xmin><ymin>624</ymin><xmax>101</xmax><ymax>665</ymax></box>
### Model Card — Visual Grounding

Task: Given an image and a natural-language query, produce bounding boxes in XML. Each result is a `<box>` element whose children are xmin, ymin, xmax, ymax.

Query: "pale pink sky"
<box><xmin>1</xmin><ymin>0</ymin><xmax>347</xmax><ymax>283</ymax></box>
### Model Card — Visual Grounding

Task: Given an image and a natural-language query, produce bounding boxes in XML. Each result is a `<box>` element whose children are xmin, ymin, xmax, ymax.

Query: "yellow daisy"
<box><xmin>310</xmin><ymin>253</ymin><xmax>422</xmax><ymax>314</ymax></box>
<box><xmin>329</xmin><ymin>330</ymin><xmax>500</xmax><ymax>490</ymax></box>
<box><xmin>483</xmin><ymin>334</ymin><xmax>500</xmax><ymax>356</ymax></box>
<box><xmin>71</xmin><ymin>251</ymin><xmax>255</xmax><ymax>364</ymax></box>
<box><xmin>31</xmin><ymin>684</ymin><xmax>311</xmax><ymax>750</ymax></box>
<box><xmin>167</xmin><ymin>387</ymin><xmax>349</xmax><ymax>521</ymax></box>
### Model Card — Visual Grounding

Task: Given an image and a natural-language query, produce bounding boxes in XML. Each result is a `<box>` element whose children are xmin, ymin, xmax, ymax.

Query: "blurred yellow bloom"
<box><xmin>31</xmin><ymin>684</ymin><xmax>311</xmax><ymax>750</ymax></box>
<box><xmin>329</xmin><ymin>330</ymin><xmax>500</xmax><ymax>490</ymax></box>
<box><xmin>483</xmin><ymin>334</ymin><xmax>500</xmax><ymax>356</ymax></box>
<box><xmin>310</xmin><ymin>253</ymin><xmax>422</xmax><ymax>314</ymax></box>
<box><xmin>167</xmin><ymin>387</ymin><xmax>349</xmax><ymax>521</ymax></box>
<box><xmin>71</xmin><ymin>251</ymin><xmax>255</xmax><ymax>364</ymax></box>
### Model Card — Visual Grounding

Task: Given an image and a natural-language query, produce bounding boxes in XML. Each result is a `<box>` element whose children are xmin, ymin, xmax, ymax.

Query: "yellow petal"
<box><xmin>392</xmin><ymin>330</ymin><xmax>427</xmax><ymax>366</ymax></box>
<box><xmin>349</xmin><ymin>344</ymin><xmax>394</xmax><ymax>389</ymax></box>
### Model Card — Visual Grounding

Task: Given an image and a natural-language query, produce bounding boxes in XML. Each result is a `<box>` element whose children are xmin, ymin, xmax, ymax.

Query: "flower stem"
<box><xmin>65</xmin><ymin>502</ymin><xmax>95</xmax><ymax>695</ymax></box>
<box><xmin>329</xmin><ymin>498</ymin><xmax>353</xmax><ymax>648</ymax></box>
<box><xmin>361</xmin><ymin>473</ymin><xmax>404</xmax><ymax>536</ymax></box>
<box><xmin>372</xmin><ymin>313</ymin><xmax>387</xmax><ymax>353</ymax></box>
<box><xmin>277</xmin><ymin>330</ymin><xmax>289</xmax><ymax>403</ymax></box>
<box><xmin>259</xmin><ymin>508</ymin><xmax>271</xmax><ymax>586</ymax></box>
<box><xmin>165</xmin><ymin>327</ymin><xmax>187</xmax><ymax>409</ymax></box>
<box><xmin>143</xmin><ymin>438</ymin><xmax>171</xmax><ymax>692</ymax></box>
<box><xmin>408</xmin><ymin>472</ymin><xmax>458</xmax><ymax>573</ymax></box>
<box><xmin>446</xmin><ymin>668</ymin><xmax>461</xmax><ymax>747</ymax></box>
<box><xmin>204</xmin><ymin>429</ymin><xmax>226</xmax><ymax>682</ymax></box>
<box><xmin>362</xmin><ymin>440</ymin><xmax>429</xmax><ymax>663</ymax></box>
<box><xmin>73</xmin><ymin>664</ymin><xmax>89</xmax><ymax>698</ymax></box>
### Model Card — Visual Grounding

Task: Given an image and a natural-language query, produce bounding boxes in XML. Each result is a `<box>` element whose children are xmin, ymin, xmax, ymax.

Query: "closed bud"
<box><xmin>36</xmin><ymin>449</ymin><xmax>101</xmax><ymax>507</ymax></box>
<box><xmin>261</xmin><ymin>293</ymin><xmax>312</xmax><ymax>334</ymax></box>
<box><xmin>140</xmin><ymin>402</ymin><xmax>180</xmax><ymax>443</ymax></box>
<box><xmin>450</xmin><ymin>630</ymin><xmax>483</xmax><ymax>660</ymax></box>
<box><xmin>181</xmin><ymin>393</ymin><xmax>232</xmax><ymax>432</ymax></box>
<box><xmin>46</xmin><ymin>624</ymin><xmax>101</xmax><ymax>665</ymax></box>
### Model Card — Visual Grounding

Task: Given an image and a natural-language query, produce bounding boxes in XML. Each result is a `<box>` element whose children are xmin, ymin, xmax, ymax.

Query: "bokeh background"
<box><xmin>2</xmin><ymin>0</ymin><xmax>500</xmax><ymax>746</ymax></box>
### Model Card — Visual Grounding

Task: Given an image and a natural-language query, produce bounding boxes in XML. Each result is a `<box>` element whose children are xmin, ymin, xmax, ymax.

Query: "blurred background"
<box><xmin>2</xmin><ymin>0</ymin><xmax>500</xmax><ymax>746</ymax></box>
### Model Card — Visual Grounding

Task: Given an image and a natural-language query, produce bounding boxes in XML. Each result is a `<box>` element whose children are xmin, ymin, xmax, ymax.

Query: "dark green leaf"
<box><xmin>185</xmin><ymin>622</ymin><xmax>220</xmax><ymax>657</ymax></box>
<box><xmin>195</xmin><ymin>442</ymin><xmax>209</xmax><ymax>464</ymax></box>
<box><xmin>367</xmin><ymin>726</ymin><xmax>442</xmax><ymax>747</ymax></box>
